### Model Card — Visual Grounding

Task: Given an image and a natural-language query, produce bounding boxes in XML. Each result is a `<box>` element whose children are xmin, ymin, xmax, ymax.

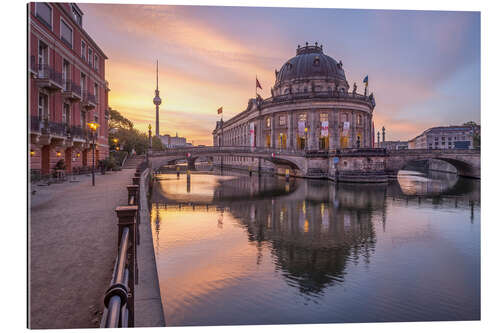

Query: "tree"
<box><xmin>463</xmin><ymin>121</ymin><xmax>480</xmax><ymax>148</ymax></box>
<box><xmin>109</xmin><ymin>108</ymin><xmax>133</xmax><ymax>131</ymax></box>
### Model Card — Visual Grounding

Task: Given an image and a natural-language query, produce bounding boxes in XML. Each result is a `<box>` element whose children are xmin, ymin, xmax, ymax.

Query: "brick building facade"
<box><xmin>29</xmin><ymin>2</ymin><xmax>109</xmax><ymax>176</ymax></box>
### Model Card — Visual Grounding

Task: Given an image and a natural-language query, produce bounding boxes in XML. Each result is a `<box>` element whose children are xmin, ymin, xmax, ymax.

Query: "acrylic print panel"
<box><xmin>28</xmin><ymin>1</ymin><xmax>480</xmax><ymax>329</ymax></box>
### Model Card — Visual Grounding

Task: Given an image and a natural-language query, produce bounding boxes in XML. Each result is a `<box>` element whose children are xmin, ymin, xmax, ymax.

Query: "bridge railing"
<box><xmin>149</xmin><ymin>146</ymin><xmax>390</xmax><ymax>157</ymax></box>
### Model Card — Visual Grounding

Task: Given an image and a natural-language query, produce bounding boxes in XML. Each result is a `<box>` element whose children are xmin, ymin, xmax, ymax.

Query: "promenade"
<box><xmin>29</xmin><ymin>169</ymin><xmax>135</xmax><ymax>329</ymax></box>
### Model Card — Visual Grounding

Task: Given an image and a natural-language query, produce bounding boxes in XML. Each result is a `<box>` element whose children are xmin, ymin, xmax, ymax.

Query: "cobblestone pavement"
<box><xmin>29</xmin><ymin>169</ymin><xmax>135</xmax><ymax>329</ymax></box>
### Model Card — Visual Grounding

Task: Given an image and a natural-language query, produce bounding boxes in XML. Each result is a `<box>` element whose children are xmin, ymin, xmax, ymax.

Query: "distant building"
<box><xmin>160</xmin><ymin>133</ymin><xmax>192</xmax><ymax>148</ymax></box>
<box><xmin>408</xmin><ymin>125</ymin><xmax>477</xmax><ymax>150</ymax></box>
<box><xmin>378</xmin><ymin>140</ymin><xmax>408</xmax><ymax>150</ymax></box>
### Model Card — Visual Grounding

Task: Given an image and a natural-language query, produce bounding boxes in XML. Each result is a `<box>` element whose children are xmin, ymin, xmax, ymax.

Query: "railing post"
<box><xmin>115</xmin><ymin>205</ymin><xmax>138</xmax><ymax>326</ymax></box>
<box><xmin>126</xmin><ymin>185</ymin><xmax>139</xmax><ymax>206</ymax></box>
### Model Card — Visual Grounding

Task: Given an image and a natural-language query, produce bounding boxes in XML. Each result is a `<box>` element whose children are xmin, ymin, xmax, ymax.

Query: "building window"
<box><xmin>299</xmin><ymin>113</ymin><xmax>307</xmax><ymax>122</ymax></box>
<box><xmin>80</xmin><ymin>110</ymin><xmax>86</xmax><ymax>126</ymax></box>
<box><xmin>60</xmin><ymin>19</ymin><xmax>73</xmax><ymax>48</ymax></box>
<box><xmin>94</xmin><ymin>55</ymin><xmax>99</xmax><ymax>72</ymax></box>
<box><xmin>356</xmin><ymin>114</ymin><xmax>362</xmax><ymax>126</ymax></box>
<box><xmin>88</xmin><ymin>48</ymin><xmax>93</xmax><ymax>66</ymax></box>
<box><xmin>94</xmin><ymin>83</ymin><xmax>98</xmax><ymax>103</ymax></box>
<box><xmin>341</xmin><ymin>113</ymin><xmax>347</xmax><ymax>122</ymax></box>
<box><xmin>320</xmin><ymin>113</ymin><xmax>328</xmax><ymax>122</ymax></box>
<box><xmin>72</xmin><ymin>5</ymin><xmax>82</xmax><ymax>26</ymax></box>
<box><xmin>38</xmin><ymin>41</ymin><xmax>48</xmax><ymax>67</ymax></box>
<box><xmin>35</xmin><ymin>2</ymin><xmax>52</xmax><ymax>29</ymax></box>
<box><xmin>266</xmin><ymin>117</ymin><xmax>271</xmax><ymax>128</ymax></box>
<box><xmin>38</xmin><ymin>93</ymin><xmax>48</xmax><ymax>120</ymax></box>
<box><xmin>80</xmin><ymin>73</ymin><xmax>86</xmax><ymax>95</ymax></box>
<box><xmin>62</xmin><ymin>60</ymin><xmax>70</xmax><ymax>86</ymax></box>
<box><xmin>279</xmin><ymin>115</ymin><xmax>286</xmax><ymax>126</ymax></box>
<box><xmin>62</xmin><ymin>103</ymin><xmax>70</xmax><ymax>126</ymax></box>
<box><xmin>81</xmin><ymin>40</ymin><xmax>86</xmax><ymax>60</ymax></box>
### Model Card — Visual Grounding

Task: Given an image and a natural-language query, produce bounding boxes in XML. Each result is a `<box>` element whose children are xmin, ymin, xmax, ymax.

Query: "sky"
<box><xmin>79</xmin><ymin>3</ymin><xmax>480</xmax><ymax>145</ymax></box>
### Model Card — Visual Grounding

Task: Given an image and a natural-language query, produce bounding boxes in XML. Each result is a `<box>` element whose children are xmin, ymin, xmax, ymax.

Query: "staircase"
<box><xmin>123</xmin><ymin>154</ymin><xmax>145</xmax><ymax>169</ymax></box>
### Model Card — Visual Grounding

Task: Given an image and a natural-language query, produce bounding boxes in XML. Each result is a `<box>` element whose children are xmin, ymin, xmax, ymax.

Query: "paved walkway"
<box><xmin>29</xmin><ymin>169</ymin><xmax>135</xmax><ymax>329</ymax></box>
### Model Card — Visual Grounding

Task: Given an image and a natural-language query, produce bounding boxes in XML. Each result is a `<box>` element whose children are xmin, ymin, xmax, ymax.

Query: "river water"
<box><xmin>150</xmin><ymin>167</ymin><xmax>480</xmax><ymax>326</ymax></box>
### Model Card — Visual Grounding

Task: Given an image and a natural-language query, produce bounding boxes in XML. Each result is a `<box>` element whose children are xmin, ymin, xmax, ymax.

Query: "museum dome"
<box><xmin>275</xmin><ymin>43</ymin><xmax>347</xmax><ymax>87</ymax></box>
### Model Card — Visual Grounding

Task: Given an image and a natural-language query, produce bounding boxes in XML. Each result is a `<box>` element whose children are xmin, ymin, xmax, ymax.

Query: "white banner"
<box><xmin>321</xmin><ymin>121</ymin><xmax>329</xmax><ymax>137</ymax></box>
<box><xmin>342</xmin><ymin>121</ymin><xmax>350</xmax><ymax>135</ymax></box>
<box><xmin>249</xmin><ymin>122</ymin><xmax>255</xmax><ymax>147</ymax></box>
<box><xmin>298</xmin><ymin>121</ymin><xmax>305</xmax><ymax>136</ymax></box>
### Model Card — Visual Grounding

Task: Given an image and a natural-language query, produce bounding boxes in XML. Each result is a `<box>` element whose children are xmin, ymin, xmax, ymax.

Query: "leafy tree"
<box><xmin>463</xmin><ymin>121</ymin><xmax>480</xmax><ymax>148</ymax></box>
<box><xmin>109</xmin><ymin>108</ymin><xmax>133</xmax><ymax>131</ymax></box>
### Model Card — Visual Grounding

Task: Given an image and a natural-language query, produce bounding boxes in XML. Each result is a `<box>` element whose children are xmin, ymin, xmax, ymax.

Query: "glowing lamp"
<box><xmin>56</xmin><ymin>151</ymin><xmax>61</xmax><ymax>157</ymax></box>
<box><xmin>30</xmin><ymin>150</ymin><xmax>35</xmax><ymax>156</ymax></box>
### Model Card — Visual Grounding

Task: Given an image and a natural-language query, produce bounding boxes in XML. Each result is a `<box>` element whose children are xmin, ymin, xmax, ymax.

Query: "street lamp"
<box><xmin>87</xmin><ymin>121</ymin><xmax>100</xmax><ymax>186</ymax></box>
<box><xmin>112</xmin><ymin>138</ymin><xmax>119</xmax><ymax>151</ymax></box>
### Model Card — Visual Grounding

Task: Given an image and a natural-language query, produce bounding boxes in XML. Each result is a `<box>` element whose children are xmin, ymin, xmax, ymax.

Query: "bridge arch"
<box><xmin>387</xmin><ymin>151</ymin><xmax>480</xmax><ymax>179</ymax></box>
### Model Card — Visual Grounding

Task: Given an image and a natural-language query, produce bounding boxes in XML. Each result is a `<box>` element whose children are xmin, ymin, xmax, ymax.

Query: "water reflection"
<box><xmin>151</xmin><ymin>168</ymin><xmax>480</xmax><ymax>325</ymax></box>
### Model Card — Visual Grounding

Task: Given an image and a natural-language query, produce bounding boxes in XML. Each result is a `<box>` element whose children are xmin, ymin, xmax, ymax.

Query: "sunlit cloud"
<box><xmin>80</xmin><ymin>4</ymin><xmax>480</xmax><ymax>144</ymax></box>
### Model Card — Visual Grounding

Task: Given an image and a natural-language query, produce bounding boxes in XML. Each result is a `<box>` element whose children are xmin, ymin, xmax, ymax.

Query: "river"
<box><xmin>150</xmin><ymin>167</ymin><xmax>480</xmax><ymax>326</ymax></box>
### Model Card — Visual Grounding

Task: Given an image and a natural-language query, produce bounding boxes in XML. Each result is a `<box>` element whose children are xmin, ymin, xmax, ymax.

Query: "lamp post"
<box><xmin>87</xmin><ymin>121</ymin><xmax>100</xmax><ymax>186</ymax></box>
<box><xmin>112</xmin><ymin>138</ymin><xmax>119</xmax><ymax>151</ymax></box>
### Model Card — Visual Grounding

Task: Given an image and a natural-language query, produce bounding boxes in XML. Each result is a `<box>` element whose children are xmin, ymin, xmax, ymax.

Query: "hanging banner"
<box><xmin>342</xmin><ymin>121</ymin><xmax>350</xmax><ymax>135</ymax></box>
<box><xmin>321</xmin><ymin>121</ymin><xmax>329</xmax><ymax>137</ymax></box>
<box><xmin>249</xmin><ymin>122</ymin><xmax>255</xmax><ymax>147</ymax></box>
<box><xmin>298</xmin><ymin>120</ymin><xmax>305</xmax><ymax>136</ymax></box>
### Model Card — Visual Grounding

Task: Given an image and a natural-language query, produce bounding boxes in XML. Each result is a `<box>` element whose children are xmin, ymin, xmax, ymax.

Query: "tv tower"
<box><xmin>153</xmin><ymin>60</ymin><xmax>162</xmax><ymax>137</ymax></box>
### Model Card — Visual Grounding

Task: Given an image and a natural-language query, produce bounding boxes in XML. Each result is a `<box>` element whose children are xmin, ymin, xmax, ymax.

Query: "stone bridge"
<box><xmin>148</xmin><ymin>146</ymin><xmax>480</xmax><ymax>181</ymax></box>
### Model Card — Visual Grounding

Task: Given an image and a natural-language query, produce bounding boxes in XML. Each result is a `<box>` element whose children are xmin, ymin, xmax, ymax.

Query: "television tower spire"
<box><xmin>153</xmin><ymin>60</ymin><xmax>162</xmax><ymax>137</ymax></box>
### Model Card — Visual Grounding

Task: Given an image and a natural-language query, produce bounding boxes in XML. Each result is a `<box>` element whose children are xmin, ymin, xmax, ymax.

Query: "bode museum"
<box><xmin>213</xmin><ymin>42</ymin><xmax>376</xmax><ymax>155</ymax></box>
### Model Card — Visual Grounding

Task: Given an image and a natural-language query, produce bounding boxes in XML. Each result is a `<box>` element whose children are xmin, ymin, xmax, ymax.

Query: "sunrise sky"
<box><xmin>79</xmin><ymin>3</ymin><xmax>480</xmax><ymax>145</ymax></box>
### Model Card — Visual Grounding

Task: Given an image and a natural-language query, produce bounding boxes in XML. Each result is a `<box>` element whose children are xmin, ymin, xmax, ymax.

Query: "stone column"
<box><xmin>271</xmin><ymin>114</ymin><xmax>275</xmax><ymax>148</ymax></box>
<box><xmin>329</xmin><ymin>111</ymin><xmax>334</xmax><ymax>151</ymax></box>
<box><xmin>287</xmin><ymin>113</ymin><xmax>292</xmax><ymax>150</ymax></box>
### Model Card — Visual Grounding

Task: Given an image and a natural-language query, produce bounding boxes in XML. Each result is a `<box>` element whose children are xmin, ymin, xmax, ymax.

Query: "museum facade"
<box><xmin>213</xmin><ymin>43</ymin><xmax>376</xmax><ymax>153</ymax></box>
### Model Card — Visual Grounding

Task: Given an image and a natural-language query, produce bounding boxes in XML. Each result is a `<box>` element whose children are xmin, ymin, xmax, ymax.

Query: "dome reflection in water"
<box><xmin>151</xmin><ymin>166</ymin><xmax>480</xmax><ymax>326</ymax></box>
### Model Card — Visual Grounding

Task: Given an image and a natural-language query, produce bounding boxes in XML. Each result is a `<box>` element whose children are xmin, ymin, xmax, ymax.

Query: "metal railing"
<box><xmin>261</xmin><ymin>90</ymin><xmax>375</xmax><ymax>107</ymax></box>
<box><xmin>149</xmin><ymin>146</ymin><xmax>388</xmax><ymax>157</ymax></box>
<box><xmin>63</xmin><ymin>80</ymin><xmax>82</xmax><ymax>96</ymax></box>
<box><xmin>102</xmin><ymin>168</ymin><xmax>147</xmax><ymax>328</ymax></box>
<box><xmin>69</xmin><ymin>126</ymin><xmax>88</xmax><ymax>140</ymax></box>
<box><xmin>37</xmin><ymin>63</ymin><xmax>63</xmax><ymax>86</ymax></box>
<box><xmin>48</xmin><ymin>121</ymin><xmax>70</xmax><ymax>137</ymax></box>
<box><xmin>82</xmin><ymin>90</ymin><xmax>97</xmax><ymax>106</ymax></box>
<box><xmin>30</xmin><ymin>115</ymin><xmax>42</xmax><ymax>132</ymax></box>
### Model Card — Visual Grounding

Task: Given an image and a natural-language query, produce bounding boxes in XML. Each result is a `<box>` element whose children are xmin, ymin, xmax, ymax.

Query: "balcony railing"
<box><xmin>63</xmin><ymin>80</ymin><xmax>82</xmax><ymax>96</ymax></box>
<box><xmin>82</xmin><ymin>91</ymin><xmax>97</xmax><ymax>106</ymax></box>
<box><xmin>37</xmin><ymin>63</ymin><xmax>63</xmax><ymax>87</ymax></box>
<box><xmin>69</xmin><ymin>126</ymin><xmax>88</xmax><ymax>140</ymax></box>
<box><xmin>261</xmin><ymin>90</ymin><xmax>375</xmax><ymax>107</ymax></box>
<box><xmin>48</xmin><ymin>121</ymin><xmax>71</xmax><ymax>137</ymax></box>
<box><xmin>30</xmin><ymin>115</ymin><xmax>42</xmax><ymax>132</ymax></box>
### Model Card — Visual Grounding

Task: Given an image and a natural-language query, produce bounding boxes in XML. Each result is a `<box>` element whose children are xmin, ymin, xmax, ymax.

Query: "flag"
<box><xmin>217</xmin><ymin>106</ymin><xmax>223</xmax><ymax>114</ymax></box>
<box><xmin>363</xmin><ymin>75</ymin><xmax>369</xmax><ymax>84</ymax></box>
<box><xmin>256</xmin><ymin>77</ymin><xmax>262</xmax><ymax>90</ymax></box>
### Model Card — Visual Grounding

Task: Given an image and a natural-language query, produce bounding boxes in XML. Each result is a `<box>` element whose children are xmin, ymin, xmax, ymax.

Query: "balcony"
<box><xmin>69</xmin><ymin>126</ymin><xmax>89</xmax><ymax>142</ymax></box>
<box><xmin>82</xmin><ymin>91</ymin><xmax>97</xmax><ymax>109</ymax></box>
<box><xmin>62</xmin><ymin>80</ymin><xmax>82</xmax><ymax>102</ymax></box>
<box><xmin>35</xmin><ymin>64</ymin><xmax>63</xmax><ymax>91</ymax></box>
<box><xmin>47</xmin><ymin>121</ymin><xmax>71</xmax><ymax>138</ymax></box>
